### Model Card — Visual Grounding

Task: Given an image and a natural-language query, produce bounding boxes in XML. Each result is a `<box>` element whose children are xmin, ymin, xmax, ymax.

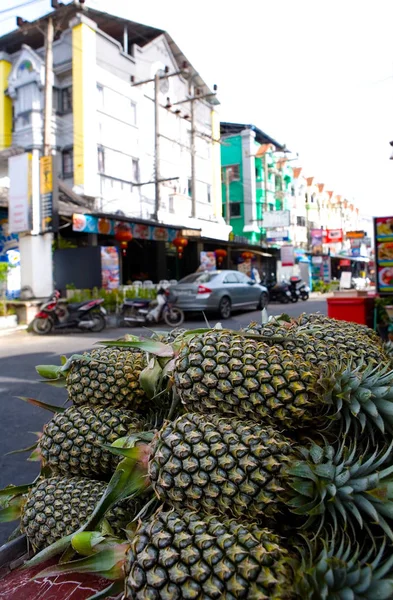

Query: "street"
<box><xmin>0</xmin><ymin>298</ymin><xmax>326</xmax><ymax>544</ymax></box>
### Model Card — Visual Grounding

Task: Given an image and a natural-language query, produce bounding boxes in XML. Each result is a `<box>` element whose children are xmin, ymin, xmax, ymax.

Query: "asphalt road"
<box><xmin>0</xmin><ymin>298</ymin><xmax>327</xmax><ymax>544</ymax></box>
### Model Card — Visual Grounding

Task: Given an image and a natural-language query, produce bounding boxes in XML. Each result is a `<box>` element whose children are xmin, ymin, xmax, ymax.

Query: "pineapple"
<box><xmin>0</xmin><ymin>475</ymin><xmax>143</xmax><ymax>551</ymax></box>
<box><xmin>145</xmin><ymin>413</ymin><xmax>393</xmax><ymax>539</ymax></box>
<box><xmin>39</xmin><ymin>405</ymin><xmax>144</xmax><ymax>478</ymax></box>
<box><xmin>173</xmin><ymin>330</ymin><xmax>393</xmax><ymax>434</ymax></box>
<box><xmin>37</xmin><ymin>347</ymin><xmax>148</xmax><ymax>411</ymax></box>
<box><xmin>125</xmin><ymin>508</ymin><xmax>293</xmax><ymax>600</ymax></box>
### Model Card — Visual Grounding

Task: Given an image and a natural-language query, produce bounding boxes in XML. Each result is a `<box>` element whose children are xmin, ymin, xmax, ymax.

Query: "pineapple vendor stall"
<box><xmin>2</xmin><ymin>314</ymin><xmax>393</xmax><ymax>598</ymax></box>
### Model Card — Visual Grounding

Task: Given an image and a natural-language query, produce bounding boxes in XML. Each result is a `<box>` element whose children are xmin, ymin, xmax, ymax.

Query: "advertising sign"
<box><xmin>40</xmin><ymin>155</ymin><xmax>54</xmax><ymax>232</ymax></box>
<box><xmin>262</xmin><ymin>210</ymin><xmax>290</xmax><ymax>228</ymax></box>
<box><xmin>100</xmin><ymin>247</ymin><xmax>120</xmax><ymax>290</ymax></box>
<box><xmin>311</xmin><ymin>229</ymin><xmax>323</xmax><ymax>254</ymax></box>
<box><xmin>73</xmin><ymin>214</ymin><xmax>179</xmax><ymax>242</ymax></box>
<box><xmin>280</xmin><ymin>245</ymin><xmax>295</xmax><ymax>267</ymax></box>
<box><xmin>374</xmin><ymin>216</ymin><xmax>393</xmax><ymax>293</ymax></box>
<box><xmin>325</xmin><ymin>229</ymin><xmax>343</xmax><ymax>244</ymax></box>
<box><xmin>199</xmin><ymin>251</ymin><xmax>216</xmax><ymax>271</ymax></box>
<box><xmin>8</xmin><ymin>153</ymin><xmax>32</xmax><ymax>234</ymax></box>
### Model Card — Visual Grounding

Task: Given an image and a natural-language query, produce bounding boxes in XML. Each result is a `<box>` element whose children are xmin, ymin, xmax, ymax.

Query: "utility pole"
<box><xmin>43</xmin><ymin>17</ymin><xmax>54</xmax><ymax>156</ymax></box>
<box><xmin>131</xmin><ymin>65</ymin><xmax>188</xmax><ymax>221</ymax></box>
<box><xmin>168</xmin><ymin>88</ymin><xmax>217</xmax><ymax>219</ymax></box>
<box><xmin>190</xmin><ymin>100</ymin><xmax>196</xmax><ymax>218</ymax></box>
<box><xmin>154</xmin><ymin>72</ymin><xmax>160</xmax><ymax>220</ymax></box>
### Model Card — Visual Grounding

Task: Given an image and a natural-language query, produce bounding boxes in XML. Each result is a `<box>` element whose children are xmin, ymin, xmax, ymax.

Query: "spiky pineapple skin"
<box><xmin>66</xmin><ymin>348</ymin><xmax>148</xmax><ymax>411</ymax></box>
<box><xmin>21</xmin><ymin>476</ymin><xmax>143</xmax><ymax>551</ymax></box>
<box><xmin>40</xmin><ymin>405</ymin><xmax>142</xmax><ymax>478</ymax></box>
<box><xmin>125</xmin><ymin>508</ymin><xmax>293</xmax><ymax>600</ymax></box>
<box><xmin>173</xmin><ymin>331</ymin><xmax>327</xmax><ymax>429</ymax></box>
<box><xmin>149</xmin><ymin>412</ymin><xmax>295</xmax><ymax>520</ymax></box>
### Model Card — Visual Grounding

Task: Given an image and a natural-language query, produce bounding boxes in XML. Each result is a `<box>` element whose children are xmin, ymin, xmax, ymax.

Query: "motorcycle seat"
<box><xmin>68</xmin><ymin>301</ymin><xmax>89</xmax><ymax>311</ymax></box>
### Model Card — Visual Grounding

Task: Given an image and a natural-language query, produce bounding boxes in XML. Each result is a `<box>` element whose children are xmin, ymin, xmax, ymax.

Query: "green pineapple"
<box><xmin>39</xmin><ymin>405</ymin><xmax>144</xmax><ymax>478</ymax></box>
<box><xmin>0</xmin><ymin>475</ymin><xmax>143</xmax><ymax>551</ymax></box>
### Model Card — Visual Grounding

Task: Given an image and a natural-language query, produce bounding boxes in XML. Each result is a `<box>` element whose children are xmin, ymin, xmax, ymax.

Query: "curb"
<box><xmin>0</xmin><ymin>325</ymin><xmax>28</xmax><ymax>337</ymax></box>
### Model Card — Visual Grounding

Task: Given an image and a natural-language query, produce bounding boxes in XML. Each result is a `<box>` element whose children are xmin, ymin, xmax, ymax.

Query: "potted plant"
<box><xmin>0</xmin><ymin>263</ymin><xmax>17</xmax><ymax>330</ymax></box>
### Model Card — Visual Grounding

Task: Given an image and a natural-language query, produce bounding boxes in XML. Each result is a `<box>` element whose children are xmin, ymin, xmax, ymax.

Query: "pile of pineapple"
<box><xmin>2</xmin><ymin>313</ymin><xmax>393</xmax><ymax>599</ymax></box>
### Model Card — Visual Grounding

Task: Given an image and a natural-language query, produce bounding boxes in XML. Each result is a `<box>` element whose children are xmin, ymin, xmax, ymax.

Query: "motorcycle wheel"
<box><xmin>290</xmin><ymin>295</ymin><xmax>298</xmax><ymax>303</ymax></box>
<box><xmin>32</xmin><ymin>317</ymin><xmax>53</xmax><ymax>335</ymax></box>
<box><xmin>281</xmin><ymin>295</ymin><xmax>290</xmax><ymax>304</ymax></box>
<box><xmin>90</xmin><ymin>313</ymin><xmax>106</xmax><ymax>332</ymax></box>
<box><xmin>163</xmin><ymin>306</ymin><xmax>185</xmax><ymax>327</ymax></box>
<box><xmin>301</xmin><ymin>293</ymin><xmax>309</xmax><ymax>301</ymax></box>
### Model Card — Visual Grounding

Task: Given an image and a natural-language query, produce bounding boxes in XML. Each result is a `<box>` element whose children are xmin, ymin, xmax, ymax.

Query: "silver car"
<box><xmin>170</xmin><ymin>270</ymin><xmax>269</xmax><ymax>319</ymax></box>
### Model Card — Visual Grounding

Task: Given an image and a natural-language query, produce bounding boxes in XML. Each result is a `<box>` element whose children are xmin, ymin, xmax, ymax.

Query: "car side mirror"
<box><xmin>247</xmin><ymin>281</ymin><xmax>255</xmax><ymax>285</ymax></box>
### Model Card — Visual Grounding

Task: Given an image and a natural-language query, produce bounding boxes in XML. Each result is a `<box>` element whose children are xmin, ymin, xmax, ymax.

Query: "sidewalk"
<box><xmin>0</xmin><ymin>325</ymin><xmax>28</xmax><ymax>338</ymax></box>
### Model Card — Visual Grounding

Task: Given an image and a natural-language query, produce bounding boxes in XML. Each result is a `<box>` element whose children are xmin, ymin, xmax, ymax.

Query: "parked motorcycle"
<box><xmin>121</xmin><ymin>287</ymin><xmax>184</xmax><ymax>327</ymax></box>
<box><xmin>288</xmin><ymin>276</ymin><xmax>310</xmax><ymax>302</ymax></box>
<box><xmin>263</xmin><ymin>276</ymin><xmax>292</xmax><ymax>304</ymax></box>
<box><xmin>31</xmin><ymin>291</ymin><xmax>107</xmax><ymax>335</ymax></box>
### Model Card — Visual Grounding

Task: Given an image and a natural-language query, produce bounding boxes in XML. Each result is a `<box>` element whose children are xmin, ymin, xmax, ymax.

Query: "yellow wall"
<box><xmin>211</xmin><ymin>108</ymin><xmax>222</xmax><ymax>219</ymax></box>
<box><xmin>72</xmin><ymin>21</ymin><xmax>96</xmax><ymax>192</ymax></box>
<box><xmin>0</xmin><ymin>60</ymin><xmax>12</xmax><ymax>151</ymax></box>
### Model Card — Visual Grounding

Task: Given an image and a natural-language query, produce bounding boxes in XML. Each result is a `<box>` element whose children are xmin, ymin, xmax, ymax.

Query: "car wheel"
<box><xmin>258</xmin><ymin>292</ymin><xmax>269</xmax><ymax>310</ymax></box>
<box><xmin>218</xmin><ymin>296</ymin><xmax>231</xmax><ymax>319</ymax></box>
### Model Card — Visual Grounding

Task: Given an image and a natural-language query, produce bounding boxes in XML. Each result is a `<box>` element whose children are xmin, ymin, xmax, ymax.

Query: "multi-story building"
<box><xmin>220</xmin><ymin>122</ymin><xmax>294</xmax><ymax>247</ymax></box>
<box><xmin>0</xmin><ymin>3</ymin><xmax>230</xmax><ymax>295</ymax></box>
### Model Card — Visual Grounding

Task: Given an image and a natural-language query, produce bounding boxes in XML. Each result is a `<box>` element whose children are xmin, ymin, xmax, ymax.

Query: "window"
<box><xmin>297</xmin><ymin>216</ymin><xmax>306</xmax><ymax>227</ymax></box>
<box><xmin>230</xmin><ymin>202</ymin><xmax>241</xmax><ymax>217</ymax></box>
<box><xmin>97</xmin><ymin>84</ymin><xmax>104</xmax><ymax>108</ymax></box>
<box><xmin>19</xmin><ymin>112</ymin><xmax>31</xmax><ymax>127</ymax></box>
<box><xmin>207</xmin><ymin>184</ymin><xmax>211</xmax><ymax>203</ymax></box>
<box><xmin>132</xmin><ymin>158</ymin><xmax>140</xmax><ymax>183</ymax></box>
<box><xmin>291</xmin><ymin>185</ymin><xmax>295</xmax><ymax>196</ymax></box>
<box><xmin>187</xmin><ymin>178</ymin><xmax>192</xmax><ymax>197</ymax></box>
<box><xmin>61</xmin><ymin>87</ymin><xmax>72</xmax><ymax>113</ymax></box>
<box><xmin>275</xmin><ymin>175</ymin><xmax>282</xmax><ymax>191</ymax></box>
<box><xmin>235</xmin><ymin>272</ymin><xmax>251</xmax><ymax>284</ymax></box>
<box><xmin>179</xmin><ymin>273</ymin><xmax>219</xmax><ymax>284</ymax></box>
<box><xmin>62</xmin><ymin>148</ymin><xmax>73</xmax><ymax>177</ymax></box>
<box><xmin>130</xmin><ymin>101</ymin><xmax>137</xmax><ymax>125</ymax></box>
<box><xmin>222</xmin><ymin>164</ymin><xmax>240</xmax><ymax>181</ymax></box>
<box><xmin>224</xmin><ymin>273</ymin><xmax>238</xmax><ymax>284</ymax></box>
<box><xmin>98</xmin><ymin>146</ymin><xmax>105</xmax><ymax>173</ymax></box>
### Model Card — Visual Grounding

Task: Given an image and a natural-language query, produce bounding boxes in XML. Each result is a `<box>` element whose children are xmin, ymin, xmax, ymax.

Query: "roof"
<box><xmin>220</xmin><ymin>122</ymin><xmax>286</xmax><ymax>151</ymax></box>
<box><xmin>0</xmin><ymin>5</ymin><xmax>217</xmax><ymax>104</ymax></box>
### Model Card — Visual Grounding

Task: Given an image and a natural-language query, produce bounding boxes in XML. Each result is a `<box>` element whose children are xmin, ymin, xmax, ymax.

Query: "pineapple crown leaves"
<box><xmin>35</xmin><ymin>353</ymin><xmax>112</xmax><ymax>383</ymax></box>
<box><xmin>297</xmin><ymin>534</ymin><xmax>393</xmax><ymax>600</ymax></box>
<box><xmin>286</xmin><ymin>438</ymin><xmax>393</xmax><ymax>541</ymax></box>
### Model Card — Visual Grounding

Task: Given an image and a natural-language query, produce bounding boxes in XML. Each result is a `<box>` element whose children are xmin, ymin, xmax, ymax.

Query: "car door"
<box><xmin>222</xmin><ymin>272</ymin><xmax>240</xmax><ymax>307</ymax></box>
<box><xmin>235</xmin><ymin>272</ymin><xmax>260</xmax><ymax>307</ymax></box>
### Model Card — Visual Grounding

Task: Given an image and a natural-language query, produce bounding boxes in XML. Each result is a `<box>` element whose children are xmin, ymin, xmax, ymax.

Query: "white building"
<box><xmin>0</xmin><ymin>4</ymin><xmax>229</xmax><ymax>295</ymax></box>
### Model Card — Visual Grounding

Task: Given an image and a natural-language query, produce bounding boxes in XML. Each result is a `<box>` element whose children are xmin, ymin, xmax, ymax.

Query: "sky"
<box><xmin>1</xmin><ymin>0</ymin><xmax>393</xmax><ymax>216</ymax></box>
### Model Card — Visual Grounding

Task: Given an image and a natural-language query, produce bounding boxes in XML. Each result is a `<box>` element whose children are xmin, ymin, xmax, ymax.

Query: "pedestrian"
<box><xmin>251</xmin><ymin>266</ymin><xmax>261</xmax><ymax>284</ymax></box>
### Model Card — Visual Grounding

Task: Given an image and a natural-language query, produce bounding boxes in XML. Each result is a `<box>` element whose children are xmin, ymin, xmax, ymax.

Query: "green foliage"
<box><xmin>312</xmin><ymin>280</ymin><xmax>331</xmax><ymax>293</ymax></box>
<box><xmin>376</xmin><ymin>297</ymin><xmax>393</xmax><ymax>326</ymax></box>
<box><xmin>66</xmin><ymin>287</ymin><xmax>157</xmax><ymax>314</ymax></box>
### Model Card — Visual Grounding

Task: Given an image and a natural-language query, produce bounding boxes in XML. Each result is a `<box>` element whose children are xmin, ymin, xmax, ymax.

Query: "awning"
<box><xmin>237</xmin><ymin>247</ymin><xmax>273</xmax><ymax>258</ymax></box>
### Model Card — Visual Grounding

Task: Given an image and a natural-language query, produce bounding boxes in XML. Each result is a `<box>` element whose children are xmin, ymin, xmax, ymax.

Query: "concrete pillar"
<box><xmin>19</xmin><ymin>233</ymin><xmax>53</xmax><ymax>298</ymax></box>
<box><xmin>241</xmin><ymin>129</ymin><xmax>257</xmax><ymax>229</ymax></box>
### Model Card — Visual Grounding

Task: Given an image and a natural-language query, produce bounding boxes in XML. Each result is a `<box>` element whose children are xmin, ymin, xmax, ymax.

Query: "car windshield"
<box><xmin>178</xmin><ymin>272</ymin><xmax>219</xmax><ymax>284</ymax></box>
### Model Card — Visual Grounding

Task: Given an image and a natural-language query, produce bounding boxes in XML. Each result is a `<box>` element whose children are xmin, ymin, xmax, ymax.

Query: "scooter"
<box><xmin>30</xmin><ymin>290</ymin><xmax>107</xmax><ymax>335</ymax></box>
<box><xmin>121</xmin><ymin>287</ymin><xmax>185</xmax><ymax>327</ymax></box>
<box><xmin>264</xmin><ymin>277</ymin><xmax>292</xmax><ymax>304</ymax></box>
<box><xmin>289</xmin><ymin>276</ymin><xmax>309</xmax><ymax>302</ymax></box>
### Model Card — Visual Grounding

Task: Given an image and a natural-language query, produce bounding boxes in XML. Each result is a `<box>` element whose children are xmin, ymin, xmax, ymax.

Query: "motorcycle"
<box><xmin>263</xmin><ymin>276</ymin><xmax>292</xmax><ymax>304</ymax></box>
<box><xmin>31</xmin><ymin>290</ymin><xmax>107</xmax><ymax>335</ymax></box>
<box><xmin>288</xmin><ymin>276</ymin><xmax>310</xmax><ymax>302</ymax></box>
<box><xmin>121</xmin><ymin>287</ymin><xmax>185</xmax><ymax>327</ymax></box>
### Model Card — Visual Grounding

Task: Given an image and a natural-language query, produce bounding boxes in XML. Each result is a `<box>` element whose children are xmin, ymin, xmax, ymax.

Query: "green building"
<box><xmin>220</xmin><ymin>122</ymin><xmax>294</xmax><ymax>245</ymax></box>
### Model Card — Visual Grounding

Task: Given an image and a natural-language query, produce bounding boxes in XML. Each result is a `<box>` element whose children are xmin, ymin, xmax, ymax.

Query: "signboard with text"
<box><xmin>73</xmin><ymin>214</ymin><xmax>179</xmax><ymax>242</ymax></box>
<box><xmin>8</xmin><ymin>153</ymin><xmax>32</xmax><ymax>234</ymax></box>
<box><xmin>262</xmin><ymin>210</ymin><xmax>290</xmax><ymax>228</ymax></box>
<box><xmin>40</xmin><ymin>155</ymin><xmax>54</xmax><ymax>232</ymax></box>
<box><xmin>280</xmin><ymin>245</ymin><xmax>295</xmax><ymax>266</ymax></box>
<box><xmin>374</xmin><ymin>216</ymin><xmax>393</xmax><ymax>293</ymax></box>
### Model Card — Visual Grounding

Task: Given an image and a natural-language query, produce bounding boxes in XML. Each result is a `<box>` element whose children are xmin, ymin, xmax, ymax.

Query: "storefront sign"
<box><xmin>263</xmin><ymin>210</ymin><xmax>290</xmax><ymax>228</ymax></box>
<box><xmin>280</xmin><ymin>245</ymin><xmax>295</xmax><ymax>266</ymax></box>
<box><xmin>8</xmin><ymin>153</ymin><xmax>33</xmax><ymax>234</ymax></box>
<box><xmin>266</xmin><ymin>229</ymin><xmax>290</xmax><ymax>242</ymax></box>
<box><xmin>346</xmin><ymin>230</ymin><xmax>366</xmax><ymax>239</ymax></box>
<box><xmin>374</xmin><ymin>216</ymin><xmax>393</xmax><ymax>293</ymax></box>
<box><xmin>325</xmin><ymin>229</ymin><xmax>343</xmax><ymax>243</ymax></box>
<box><xmin>311</xmin><ymin>229</ymin><xmax>323</xmax><ymax>254</ymax></box>
<box><xmin>72</xmin><ymin>214</ymin><xmax>179</xmax><ymax>242</ymax></box>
